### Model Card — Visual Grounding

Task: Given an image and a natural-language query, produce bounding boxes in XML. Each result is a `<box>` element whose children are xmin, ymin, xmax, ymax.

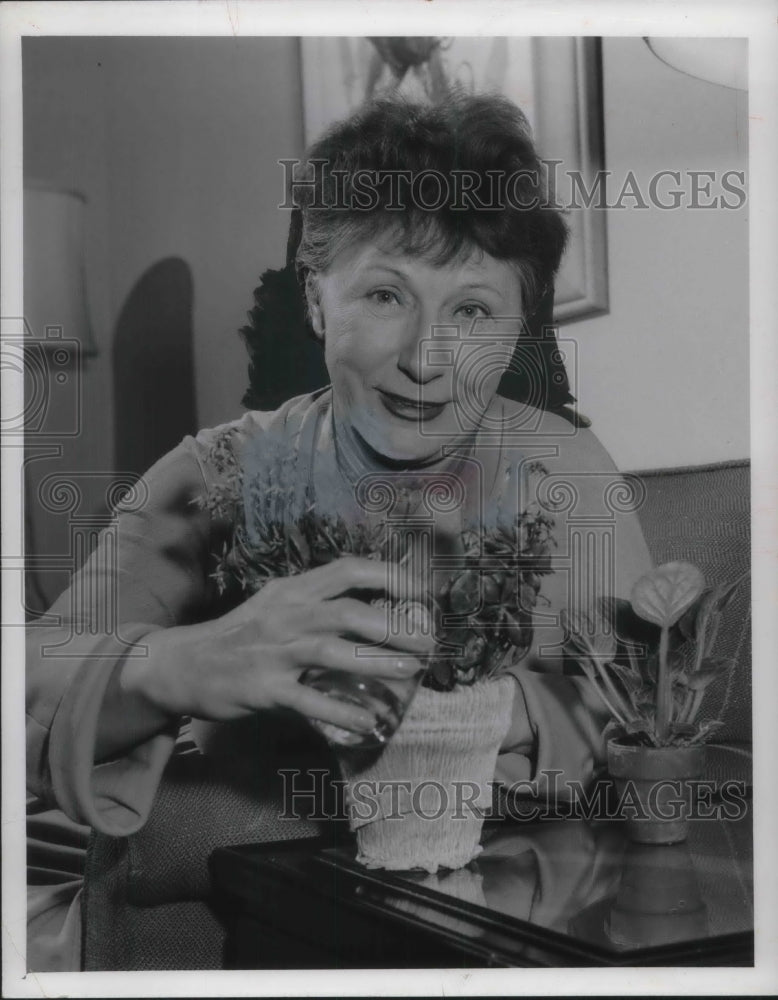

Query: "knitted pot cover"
<box><xmin>337</xmin><ymin>676</ymin><xmax>515</xmax><ymax>874</ymax></box>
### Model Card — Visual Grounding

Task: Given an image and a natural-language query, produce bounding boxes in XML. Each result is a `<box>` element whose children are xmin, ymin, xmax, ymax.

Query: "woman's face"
<box><xmin>307</xmin><ymin>239</ymin><xmax>525</xmax><ymax>464</ymax></box>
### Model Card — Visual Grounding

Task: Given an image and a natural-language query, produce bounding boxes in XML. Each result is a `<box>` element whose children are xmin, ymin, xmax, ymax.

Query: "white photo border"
<box><xmin>2</xmin><ymin>1</ymin><xmax>776</xmax><ymax>997</ymax></box>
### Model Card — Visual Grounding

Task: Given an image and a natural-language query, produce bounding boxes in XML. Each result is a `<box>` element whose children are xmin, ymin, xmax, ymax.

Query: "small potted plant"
<box><xmin>196</xmin><ymin>428</ymin><xmax>556</xmax><ymax>872</ymax></box>
<box><xmin>337</xmin><ymin>505</ymin><xmax>556</xmax><ymax>873</ymax></box>
<box><xmin>561</xmin><ymin>561</ymin><xmax>747</xmax><ymax>844</ymax></box>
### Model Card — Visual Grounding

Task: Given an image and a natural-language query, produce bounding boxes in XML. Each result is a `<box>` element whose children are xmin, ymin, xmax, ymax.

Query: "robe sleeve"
<box><xmin>492</xmin><ymin>406</ymin><xmax>653</xmax><ymax>798</ymax></box>
<box><xmin>25</xmin><ymin>429</ymin><xmax>227</xmax><ymax>836</ymax></box>
<box><xmin>495</xmin><ymin>670</ymin><xmax>612</xmax><ymax>797</ymax></box>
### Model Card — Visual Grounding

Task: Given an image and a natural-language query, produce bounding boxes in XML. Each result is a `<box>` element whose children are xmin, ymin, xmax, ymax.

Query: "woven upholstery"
<box><xmin>82</xmin><ymin>460</ymin><xmax>752</xmax><ymax>969</ymax></box>
<box><xmin>83</xmin><ymin>720</ymin><xmax>346</xmax><ymax>970</ymax></box>
<box><xmin>83</xmin><ymin>817</ymin><xmax>235</xmax><ymax>972</ymax></box>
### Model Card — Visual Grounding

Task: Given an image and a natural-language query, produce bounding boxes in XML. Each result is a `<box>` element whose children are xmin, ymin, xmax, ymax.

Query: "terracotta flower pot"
<box><xmin>337</xmin><ymin>676</ymin><xmax>515</xmax><ymax>873</ymax></box>
<box><xmin>606</xmin><ymin>738</ymin><xmax>705</xmax><ymax>844</ymax></box>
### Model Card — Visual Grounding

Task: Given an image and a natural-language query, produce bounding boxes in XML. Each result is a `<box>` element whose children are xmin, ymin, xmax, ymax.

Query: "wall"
<box><xmin>22</xmin><ymin>36</ymin><xmax>305</xmax><ymax>605</ymax></box>
<box><xmin>23</xmin><ymin>38</ymin><xmax>114</xmax><ymax>523</ymax></box>
<box><xmin>100</xmin><ymin>37</ymin><xmax>306</xmax><ymax>433</ymax></box>
<box><xmin>23</xmin><ymin>35</ymin><xmax>305</xmax><ymax>462</ymax></box>
<box><xmin>572</xmin><ymin>37</ymin><xmax>749</xmax><ymax>471</ymax></box>
<box><xmin>22</xmin><ymin>35</ymin><xmax>749</xmax><ymax>493</ymax></box>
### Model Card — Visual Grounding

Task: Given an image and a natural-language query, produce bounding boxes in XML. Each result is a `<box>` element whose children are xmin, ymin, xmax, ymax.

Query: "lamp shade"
<box><xmin>23</xmin><ymin>182</ymin><xmax>97</xmax><ymax>356</ymax></box>
<box><xmin>645</xmin><ymin>38</ymin><xmax>747</xmax><ymax>92</ymax></box>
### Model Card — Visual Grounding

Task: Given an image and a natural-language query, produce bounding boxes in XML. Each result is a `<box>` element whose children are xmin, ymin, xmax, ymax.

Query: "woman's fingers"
<box><xmin>299</xmin><ymin>598</ymin><xmax>435</xmax><ymax>654</ymax></box>
<box><xmin>288</xmin><ymin>634</ymin><xmax>425</xmax><ymax>680</ymax></box>
<box><xmin>202</xmin><ymin>556</ymin><xmax>434</xmax><ymax>725</ymax></box>
<box><xmin>280</xmin><ymin>679</ymin><xmax>377</xmax><ymax>734</ymax></box>
<box><xmin>281</xmin><ymin>555</ymin><xmax>427</xmax><ymax>604</ymax></box>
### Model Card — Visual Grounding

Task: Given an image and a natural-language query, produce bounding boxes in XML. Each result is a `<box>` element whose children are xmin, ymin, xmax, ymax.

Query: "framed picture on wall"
<box><xmin>300</xmin><ymin>36</ymin><xmax>608</xmax><ymax>324</ymax></box>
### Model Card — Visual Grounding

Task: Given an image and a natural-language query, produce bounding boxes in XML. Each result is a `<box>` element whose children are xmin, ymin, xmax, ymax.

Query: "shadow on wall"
<box><xmin>113</xmin><ymin>257</ymin><xmax>198</xmax><ymax>476</ymax></box>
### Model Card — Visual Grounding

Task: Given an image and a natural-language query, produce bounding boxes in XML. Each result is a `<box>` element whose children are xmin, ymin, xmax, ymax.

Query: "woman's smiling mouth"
<box><xmin>377</xmin><ymin>388</ymin><xmax>448</xmax><ymax>422</ymax></box>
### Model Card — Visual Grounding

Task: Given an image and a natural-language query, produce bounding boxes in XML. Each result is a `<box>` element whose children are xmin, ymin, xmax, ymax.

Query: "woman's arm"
<box><xmin>27</xmin><ymin>426</ymin><xmax>434</xmax><ymax>835</ymax></box>
<box><xmin>494</xmin><ymin>406</ymin><xmax>653</xmax><ymax>795</ymax></box>
<box><xmin>526</xmin><ymin>412</ymin><xmax>653</xmax><ymax>671</ymax></box>
<box><xmin>26</xmin><ymin>437</ymin><xmax>218</xmax><ymax>833</ymax></box>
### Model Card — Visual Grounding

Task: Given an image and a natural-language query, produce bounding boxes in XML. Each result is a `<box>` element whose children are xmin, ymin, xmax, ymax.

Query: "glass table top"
<box><xmin>319</xmin><ymin>806</ymin><xmax>753</xmax><ymax>960</ymax></box>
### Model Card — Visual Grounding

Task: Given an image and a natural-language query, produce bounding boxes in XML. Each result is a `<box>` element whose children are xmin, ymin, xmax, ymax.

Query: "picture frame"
<box><xmin>301</xmin><ymin>36</ymin><xmax>609</xmax><ymax>324</ymax></box>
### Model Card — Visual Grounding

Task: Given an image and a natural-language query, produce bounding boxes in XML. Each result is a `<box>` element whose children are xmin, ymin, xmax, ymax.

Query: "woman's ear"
<box><xmin>304</xmin><ymin>272</ymin><xmax>325</xmax><ymax>341</ymax></box>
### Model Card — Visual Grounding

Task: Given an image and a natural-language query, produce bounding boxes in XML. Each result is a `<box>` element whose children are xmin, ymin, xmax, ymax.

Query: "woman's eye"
<box><xmin>368</xmin><ymin>289</ymin><xmax>401</xmax><ymax>308</ymax></box>
<box><xmin>455</xmin><ymin>303</ymin><xmax>491</xmax><ymax>319</ymax></box>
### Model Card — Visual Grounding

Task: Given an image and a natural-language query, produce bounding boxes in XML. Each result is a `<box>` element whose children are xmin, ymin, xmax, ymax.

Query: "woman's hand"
<box><xmin>121</xmin><ymin>556</ymin><xmax>434</xmax><ymax>737</ymax></box>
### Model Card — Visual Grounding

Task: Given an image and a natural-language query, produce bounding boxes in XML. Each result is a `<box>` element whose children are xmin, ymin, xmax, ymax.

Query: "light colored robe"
<box><xmin>26</xmin><ymin>388</ymin><xmax>652</xmax><ymax>969</ymax></box>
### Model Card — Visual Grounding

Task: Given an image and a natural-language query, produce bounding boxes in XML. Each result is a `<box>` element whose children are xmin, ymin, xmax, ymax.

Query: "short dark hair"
<box><xmin>292</xmin><ymin>91</ymin><xmax>569</xmax><ymax>315</ymax></box>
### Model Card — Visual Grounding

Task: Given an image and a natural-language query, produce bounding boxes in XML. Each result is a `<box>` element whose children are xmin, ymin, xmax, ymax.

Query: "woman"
<box><xmin>26</xmin><ymin>92</ymin><xmax>651</xmax><ymax>968</ymax></box>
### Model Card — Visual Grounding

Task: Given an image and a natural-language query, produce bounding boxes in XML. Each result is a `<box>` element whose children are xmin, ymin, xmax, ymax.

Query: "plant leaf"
<box><xmin>666</xmin><ymin>649</ymin><xmax>688</xmax><ymax>680</ymax></box>
<box><xmin>633</xmin><ymin>688</ymin><xmax>657</xmax><ymax>711</ymax></box>
<box><xmin>687</xmin><ymin>719</ymin><xmax>726</xmax><ymax>744</ymax></box>
<box><xmin>675</xmin><ymin>586</ymin><xmax>721</xmax><ymax>643</ymax></box>
<box><xmin>560</xmin><ymin>608</ymin><xmax>617</xmax><ymax>661</ymax></box>
<box><xmin>630</xmin><ymin>561</ymin><xmax>706</xmax><ymax>628</ymax></box>
<box><xmin>643</xmin><ymin>651</ymin><xmax>659</xmax><ymax>685</ymax></box>
<box><xmin>685</xmin><ymin>657</ymin><xmax>736</xmax><ymax>691</ymax></box>
<box><xmin>623</xmin><ymin>718</ymin><xmax>656</xmax><ymax>741</ymax></box>
<box><xmin>683</xmin><ymin>586</ymin><xmax>721</xmax><ymax>654</ymax></box>
<box><xmin>678</xmin><ymin>571</ymin><xmax>749</xmax><ymax>651</ymax></box>
<box><xmin>560</xmin><ymin>609</ymin><xmax>595</xmax><ymax>662</ymax></box>
<box><xmin>717</xmin><ymin>569</ymin><xmax>750</xmax><ymax>612</ymax></box>
<box><xmin>607</xmin><ymin>661</ymin><xmax>644</xmax><ymax>709</ymax></box>
<box><xmin>286</xmin><ymin>524</ymin><xmax>310</xmax><ymax>566</ymax></box>
<box><xmin>675</xmin><ymin>602</ymin><xmax>698</xmax><ymax>642</ymax></box>
<box><xmin>447</xmin><ymin>570</ymin><xmax>481</xmax><ymax>615</ymax></box>
<box><xmin>669</xmin><ymin>722</ymin><xmax>698</xmax><ymax>737</ymax></box>
<box><xmin>603</xmin><ymin>718</ymin><xmax>625</xmax><ymax>743</ymax></box>
<box><xmin>700</xmin><ymin>574</ymin><xmax>748</xmax><ymax>656</ymax></box>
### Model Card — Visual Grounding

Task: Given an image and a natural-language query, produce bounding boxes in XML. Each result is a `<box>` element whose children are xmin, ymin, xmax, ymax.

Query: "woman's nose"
<box><xmin>396</xmin><ymin>306</ymin><xmax>445</xmax><ymax>385</ymax></box>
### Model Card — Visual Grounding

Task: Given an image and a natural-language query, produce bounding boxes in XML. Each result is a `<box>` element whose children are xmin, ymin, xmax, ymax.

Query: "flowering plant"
<box><xmin>195</xmin><ymin>427</ymin><xmax>557</xmax><ymax>691</ymax></box>
<box><xmin>561</xmin><ymin>561</ymin><xmax>748</xmax><ymax>747</ymax></box>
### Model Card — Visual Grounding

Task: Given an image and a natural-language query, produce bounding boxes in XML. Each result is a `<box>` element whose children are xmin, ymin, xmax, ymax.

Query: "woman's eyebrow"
<box><xmin>358</xmin><ymin>264</ymin><xmax>412</xmax><ymax>280</ymax></box>
<box><xmin>456</xmin><ymin>282</ymin><xmax>503</xmax><ymax>293</ymax></box>
<box><xmin>358</xmin><ymin>267</ymin><xmax>503</xmax><ymax>295</ymax></box>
